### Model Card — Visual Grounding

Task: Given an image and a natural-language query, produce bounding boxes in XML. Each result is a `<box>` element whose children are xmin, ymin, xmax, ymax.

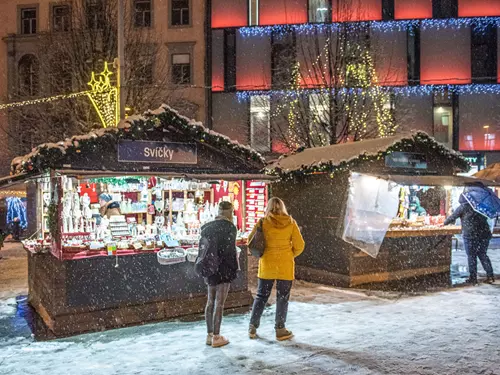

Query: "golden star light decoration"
<box><xmin>87</xmin><ymin>62</ymin><xmax>119</xmax><ymax>128</ymax></box>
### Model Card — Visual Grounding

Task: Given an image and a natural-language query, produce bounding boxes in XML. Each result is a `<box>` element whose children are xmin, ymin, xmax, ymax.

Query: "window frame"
<box><xmin>51</xmin><ymin>3</ymin><xmax>71</xmax><ymax>32</ymax></box>
<box><xmin>307</xmin><ymin>0</ymin><xmax>332</xmax><ymax>24</ymax></box>
<box><xmin>18</xmin><ymin>5</ymin><xmax>38</xmax><ymax>35</ymax></box>
<box><xmin>134</xmin><ymin>0</ymin><xmax>153</xmax><ymax>28</ymax></box>
<box><xmin>170</xmin><ymin>0</ymin><xmax>191</xmax><ymax>28</ymax></box>
<box><xmin>250</xmin><ymin>95</ymin><xmax>271</xmax><ymax>153</ymax></box>
<box><xmin>18</xmin><ymin>54</ymin><xmax>39</xmax><ymax>97</ymax></box>
<box><xmin>86</xmin><ymin>0</ymin><xmax>104</xmax><ymax>30</ymax></box>
<box><xmin>248</xmin><ymin>0</ymin><xmax>259</xmax><ymax>26</ymax></box>
<box><xmin>171</xmin><ymin>53</ymin><xmax>192</xmax><ymax>85</ymax></box>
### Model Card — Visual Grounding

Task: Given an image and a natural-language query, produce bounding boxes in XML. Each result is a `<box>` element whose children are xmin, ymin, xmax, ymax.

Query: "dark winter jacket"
<box><xmin>201</xmin><ymin>218</ymin><xmax>238</xmax><ymax>286</ymax></box>
<box><xmin>444</xmin><ymin>201</ymin><xmax>492</xmax><ymax>240</ymax></box>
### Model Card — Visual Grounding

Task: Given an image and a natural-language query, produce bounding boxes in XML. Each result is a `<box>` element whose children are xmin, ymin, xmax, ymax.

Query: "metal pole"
<box><xmin>117</xmin><ymin>0</ymin><xmax>125</xmax><ymax>121</ymax></box>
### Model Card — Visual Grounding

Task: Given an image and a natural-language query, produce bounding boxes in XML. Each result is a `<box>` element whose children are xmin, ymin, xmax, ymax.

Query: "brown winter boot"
<box><xmin>275</xmin><ymin>328</ymin><xmax>293</xmax><ymax>341</ymax></box>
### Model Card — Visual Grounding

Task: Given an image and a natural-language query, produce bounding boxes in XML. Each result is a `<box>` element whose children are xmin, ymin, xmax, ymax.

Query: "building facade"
<box><xmin>0</xmin><ymin>0</ymin><xmax>207</xmax><ymax>176</ymax></box>
<box><xmin>208</xmin><ymin>0</ymin><xmax>500</xmax><ymax>170</ymax></box>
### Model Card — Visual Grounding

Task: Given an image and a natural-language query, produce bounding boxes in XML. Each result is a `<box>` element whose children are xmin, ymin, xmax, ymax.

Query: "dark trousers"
<box><xmin>250</xmin><ymin>278</ymin><xmax>292</xmax><ymax>330</ymax></box>
<box><xmin>205</xmin><ymin>283</ymin><xmax>230</xmax><ymax>335</ymax></box>
<box><xmin>463</xmin><ymin>237</ymin><xmax>494</xmax><ymax>280</ymax></box>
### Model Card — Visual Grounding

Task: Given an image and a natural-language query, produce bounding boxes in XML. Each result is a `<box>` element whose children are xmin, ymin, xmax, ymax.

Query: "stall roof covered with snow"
<box><xmin>10</xmin><ymin>105</ymin><xmax>266</xmax><ymax>179</ymax></box>
<box><xmin>267</xmin><ymin>132</ymin><xmax>470</xmax><ymax>178</ymax></box>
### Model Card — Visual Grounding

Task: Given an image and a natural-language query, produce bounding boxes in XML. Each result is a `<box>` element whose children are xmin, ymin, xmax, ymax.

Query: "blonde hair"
<box><xmin>265</xmin><ymin>197</ymin><xmax>289</xmax><ymax>217</ymax></box>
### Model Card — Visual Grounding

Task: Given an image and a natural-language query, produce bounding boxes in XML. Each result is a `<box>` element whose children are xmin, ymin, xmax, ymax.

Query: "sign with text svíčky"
<box><xmin>118</xmin><ymin>141</ymin><xmax>198</xmax><ymax>164</ymax></box>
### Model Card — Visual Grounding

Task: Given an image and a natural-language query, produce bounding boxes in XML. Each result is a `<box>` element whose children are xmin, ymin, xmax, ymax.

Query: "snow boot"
<box><xmin>465</xmin><ymin>278</ymin><xmax>478</xmax><ymax>285</ymax></box>
<box><xmin>484</xmin><ymin>277</ymin><xmax>495</xmax><ymax>284</ymax></box>
<box><xmin>275</xmin><ymin>328</ymin><xmax>293</xmax><ymax>341</ymax></box>
<box><xmin>206</xmin><ymin>333</ymin><xmax>213</xmax><ymax>346</ymax></box>
<box><xmin>248</xmin><ymin>324</ymin><xmax>257</xmax><ymax>339</ymax></box>
<box><xmin>212</xmin><ymin>335</ymin><xmax>229</xmax><ymax>348</ymax></box>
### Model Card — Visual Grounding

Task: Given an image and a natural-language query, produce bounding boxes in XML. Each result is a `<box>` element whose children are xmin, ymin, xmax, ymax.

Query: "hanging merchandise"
<box><xmin>148</xmin><ymin>176</ymin><xmax>157</xmax><ymax>189</ymax></box>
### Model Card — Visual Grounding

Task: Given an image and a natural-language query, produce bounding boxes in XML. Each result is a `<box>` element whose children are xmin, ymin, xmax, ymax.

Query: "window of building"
<box><xmin>271</xmin><ymin>32</ymin><xmax>295</xmax><ymax>89</ymax></box>
<box><xmin>135</xmin><ymin>60</ymin><xmax>154</xmax><ymax>85</ymax></box>
<box><xmin>249</xmin><ymin>0</ymin><xmax>259</xmax><ymax>26</ymax></box>
<box><xmin>172</xmin><ymin>53</ymin><xmax>191</xmax><ymax>84</ymax></box>
<box><xmin>250</xmin><ymin>95</ymin><xmax>271</xmax><ymax>152</ymax></box>
<box><xmin>407</xmin><ymin>25</ymin><xmax>420</xmax><ymax>85</ymax></box>
<box><xmin>309</xmin><ymin>93</ymin><xmax>330</xmax><ymax>146</ymax></box>
<box><xmin>224</xmin><ymin>30</ymin><xmax>236</xmax><ymax>91</ymax></box>
<box><xmin>86</xmin><ymin>0</ymin><xmax>104</xmax><ymax>29</ymax></box>
<box><xmin>135</xmin><ymin>0</ymin><xmax>152</xmax><ymax>27</ymax></box>
<box><xmin>432</xmin><ymin>0</ymin><xmax>458</xmax><ymax>19</ymax></box>
<box><xmin>171</xmin><ymin>0</ymin><xmax>190</xmax><ymax>26</ymax></box>
<box><xmin>432</xmin><ymin>92</ymin><xmax>454</xmax><ymax>148</ymax></box>
<box><xmin>309</xmin><ymin>0</ymin><xmax>331</xmax><ymax>23</ymax></box>
<box><xmin>20</xmin><ymin>8</ymin><xmax>37</xmax><ymax>35</ymax></box>
<box><xmin>52</xmin><ymin>5</ymin><xmax>70</xmax><ymax>32</ymax></box>
<box><xmin>471</xmin><ymin>24</ymin><xmax>497</xmax><ymax>84</ymax></box>
<box><xmin>18</xmin><ymin>55</ymin><xmax>39</xmax><ymax>97</ymax></box>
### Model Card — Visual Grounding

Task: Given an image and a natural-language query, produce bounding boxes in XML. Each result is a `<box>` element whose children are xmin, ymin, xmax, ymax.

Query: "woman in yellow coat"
<box><xmin>248</xmin><ymin>197</ymin><xmax>305</xmax><ymax>341</ymax></box>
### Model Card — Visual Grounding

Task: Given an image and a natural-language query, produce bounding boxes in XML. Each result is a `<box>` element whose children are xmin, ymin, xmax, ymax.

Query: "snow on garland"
<box><xmin>11</xmin><ymin>104</ymin><xmax>265</xmax><ymax>175</ymax></box>
<box><xmin>267</xmin><ymin>132</ymin><xmax>470</xmax><ymax>179</ymax></box>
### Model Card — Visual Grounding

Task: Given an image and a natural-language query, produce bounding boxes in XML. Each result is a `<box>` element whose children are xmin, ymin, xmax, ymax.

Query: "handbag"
<box><xmin>248</xmin><ymin>218</ymin><xmax>266</xmax><ymax>258</ymax></box>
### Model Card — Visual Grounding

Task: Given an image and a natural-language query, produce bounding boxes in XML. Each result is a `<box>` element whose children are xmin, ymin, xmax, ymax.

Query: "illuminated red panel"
<box><xmin>212</xmin><ymin>0</ymin><xmax>247</xmax><ymax>28</ymax></box>
<box><xmin>236</xmin><ymin>34</ymin><xmax>271</xmax><ymax>90</ymax></box>
<box><xmin>259</xmin><ymin>0</ymin><xmax>308</xmax><ymax>26</ymax></box>
<box><xmin>373</xmin><ymin>30</ymin><xmax>408</xmax><ymax>86</ymax></box>
<box><xmin>458</xmin><ymin>0</ymin><xmax>500</xmax><ymax>17</ymax></box>
<box><xmin>272</xmin><ymin>140</ymin><xmax>292</xmax><ymax>154</ymax></box>
<box><xmin>420</xmin><ymin>28</ymin><xmax>471</xmax><ymax>85</ymax></box>
<box><xmin>332</xmin><ymin>0</ymin><xmax>382</xmax><ymax>21</ymax></box>
<box><xmin>212</xmin><ymin>30</ymin><xmax>224</xmax><ymax>92</ymax></box>
<box><xmin>394</xmin><ymin>0</ymin><xmax>432</xmax><ymax>19</ymax></box>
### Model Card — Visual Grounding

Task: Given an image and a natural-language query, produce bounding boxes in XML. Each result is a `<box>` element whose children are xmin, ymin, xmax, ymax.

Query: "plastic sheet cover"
<box><xmin>342</xmin><ymin>173</ymin><xmax>400</xmax><ymax>258</ymax></box>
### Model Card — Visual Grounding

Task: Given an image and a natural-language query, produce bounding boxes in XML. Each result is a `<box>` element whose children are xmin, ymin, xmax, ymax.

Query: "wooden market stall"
<box><xmin>268</xmin><ymin>132</ymin><xmax>495</xmax><ymax>288</ymax></box>
<box><xmin>4</xmin><ymin>105</ymin><xmax>271</xmax><ymax>337</ymax></box>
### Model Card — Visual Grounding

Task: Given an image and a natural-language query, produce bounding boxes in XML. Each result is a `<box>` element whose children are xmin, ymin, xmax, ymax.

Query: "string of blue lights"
<box><xmin>236</xmin><ymin>84</ymin><xmax>500</xmax><ymax>101</ymax></box>
<box><xmin>238</xmin><ymin>16</ymin><xmax>500</xmax><ymax>37</ymax></box>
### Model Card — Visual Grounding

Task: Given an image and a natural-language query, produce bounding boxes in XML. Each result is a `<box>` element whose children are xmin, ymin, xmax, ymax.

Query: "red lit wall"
<box><xmin>236</xmin><ymin>33</ymin><xmax>271</xmax><ymax>90</ymax></box>
<box><xmin>420</xmin><ymin>28</ymin><xmax>471</xmax><ymax>85</ymax></box>
<box><xmin>212</xmin><ymin>0</ymin><xmax>247</xmax><ymax>28</ymax></box>
<box><xmin>459</xmin><ymin>94</ymin><xmax>500</xmax><ymax>151</ymax></box>
<box><xmin>332</xmin><ymin>0</ymin><xmax>382</xmax><ymax>21</ymax></box>
<box><xmin>259</xmin><ymin>0</ymin><xmax>308</xmax><ymax>26</ymax></box>
<box><xmin>458</xmin><ymin>0</ymin><xmax>500</xmax><ymax>17</ymax></box>
<box><xmin>212</xmin><ymin>30</ymin><xmax>224</xmax><ymax>92</ymax></box>
<box><xmin>373</xmin><ymin>29</ymin><xmax>408</xmax><ymax>86</ymax></box>
<box><xmin>394</xmin><ymin>0</ymin><xmax>432</xmax><ymax>19</ymax></box>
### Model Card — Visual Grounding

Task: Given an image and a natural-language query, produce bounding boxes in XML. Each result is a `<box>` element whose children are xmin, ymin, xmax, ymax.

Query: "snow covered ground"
<box><xmin>1</xmin><ymin>284</ymin><xmax>500</xmax><ymax>375</ymax></box>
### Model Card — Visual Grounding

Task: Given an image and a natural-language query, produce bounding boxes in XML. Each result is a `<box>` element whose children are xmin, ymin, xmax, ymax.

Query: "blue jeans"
<box><xmin>250</xmin><ymin>279</ymin><xmax>292</xmax><ymax>330</ymax></box>
<box><xmin>463</xmin><ymin>237</ymin><xmax>494</xmax><ymax>280</ymax></box>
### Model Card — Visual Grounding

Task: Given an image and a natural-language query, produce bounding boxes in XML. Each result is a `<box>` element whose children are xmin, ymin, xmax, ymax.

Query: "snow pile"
<box><xmin>1</xmin><ymin>286</ymin><xmax>500</xmax><ymax>374</ymax></box>
<box><xmin>268</xmin><ymin>132</ymin><xmax>468</xmax><ymax>175</ymax></box>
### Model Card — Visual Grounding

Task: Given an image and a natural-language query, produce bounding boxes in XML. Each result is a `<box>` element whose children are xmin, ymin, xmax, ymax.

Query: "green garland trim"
<box><xmin>11</xmin><ymin>105</ymin><xmax>265</xmax><ymax>175</ymax></box>
<box><xmin>270</xmin><ymin>132</ymin><xmax>470</xmax><ymax>179</ymax></box>
<box><xmin>47</xmin><ymin>202</ymin><xmax>60</xmax><ymax>239</ymax></box>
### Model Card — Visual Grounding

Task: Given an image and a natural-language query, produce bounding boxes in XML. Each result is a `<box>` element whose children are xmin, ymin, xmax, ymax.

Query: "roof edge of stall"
<box><xmin>266</xmin><ymin>132</ymin><xmax>470</xmax><ymax>178</ymax></box>
<box><xmin>9</xmin><ymin>104</ymin><xmax>267</xmax><ymax>177</ymax></box>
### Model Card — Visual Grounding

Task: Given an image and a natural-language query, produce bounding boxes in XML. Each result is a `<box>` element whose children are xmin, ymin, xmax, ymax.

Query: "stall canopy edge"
<box><xmin>365</xmin><ymin>173</ymin><xmax>500</xmax><ymax>187</ymax></box>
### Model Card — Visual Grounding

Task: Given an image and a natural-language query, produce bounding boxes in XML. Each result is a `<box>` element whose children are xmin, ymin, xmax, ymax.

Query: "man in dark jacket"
<box><xmin>444</xmin><ymin>195</ymin><xmax>495</xmax><ymax>284</ymax></box>
<box><xmin>201</xmin><ymin>201</ymin><xmax>238</xmax><ymax>348</ymax></box>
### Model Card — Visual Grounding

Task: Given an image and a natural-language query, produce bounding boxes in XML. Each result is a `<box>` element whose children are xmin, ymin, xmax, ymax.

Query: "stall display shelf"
<box><xmin>385</xmin><ymin>226</ymin><xmax>462</xmax><ymax>238</ymax></box>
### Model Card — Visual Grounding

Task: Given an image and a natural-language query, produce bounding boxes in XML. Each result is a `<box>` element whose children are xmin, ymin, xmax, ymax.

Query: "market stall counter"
<box><xmin>268</xmin><ymin>132</ymin><xmax>496</xmax><ymax>288</ymax></box>
<box><xmin>6</xmin><ymin>105</ymin><xmax>272</xmax><ymax>337</ymax></box>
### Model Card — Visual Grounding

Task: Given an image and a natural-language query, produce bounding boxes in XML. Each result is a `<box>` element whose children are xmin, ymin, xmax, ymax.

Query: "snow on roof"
<box><xmin>10</xmin><ymin>104</ymin><xmax>265</xmax><ymax>175</ymax></box>
<box><xmin>267</xmin><ymin>132</ymin><xmax>465</xmax><ymax>174</ymax></box>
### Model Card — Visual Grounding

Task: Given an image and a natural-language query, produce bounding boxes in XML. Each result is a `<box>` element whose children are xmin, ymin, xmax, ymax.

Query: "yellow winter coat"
<box><xmin>249</xmin><ymin>214</ymin><xmax>305</xmax><ymax>281</ymax></box>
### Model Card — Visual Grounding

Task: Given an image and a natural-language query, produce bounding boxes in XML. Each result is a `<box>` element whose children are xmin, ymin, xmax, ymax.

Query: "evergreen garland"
<box><xmin>11</xmin><ymin>105</ymin><xmax>265</xmax><ymax>175</ymax></box>
<box><xmin>269</xmin><ymin>132</ymin><xmax>470</xmax><ymax>180</ymax></box>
